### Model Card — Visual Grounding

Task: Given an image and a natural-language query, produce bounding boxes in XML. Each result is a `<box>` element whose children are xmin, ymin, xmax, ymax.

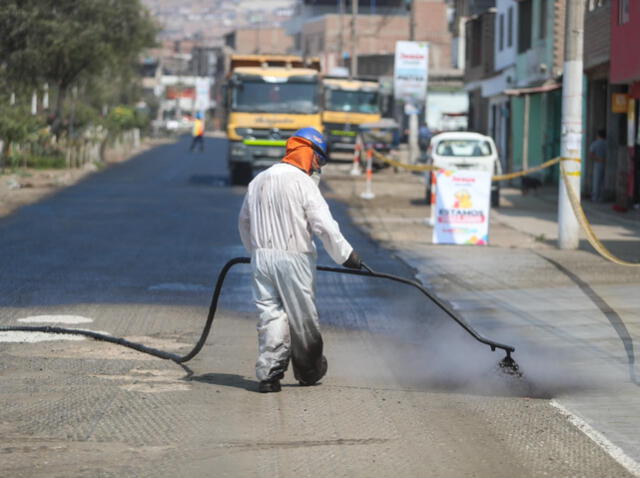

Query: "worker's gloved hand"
<box><xmin>342</xmin><ymin>250</ymin><xmax>362</xmax><ymax>270</ymax></box>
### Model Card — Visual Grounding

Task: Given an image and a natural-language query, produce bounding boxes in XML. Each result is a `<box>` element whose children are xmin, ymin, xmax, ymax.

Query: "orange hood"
<box><xmin>281</xmin><ymin>137</ymin><xmax>315</xmax><ymax>175</ymax></box>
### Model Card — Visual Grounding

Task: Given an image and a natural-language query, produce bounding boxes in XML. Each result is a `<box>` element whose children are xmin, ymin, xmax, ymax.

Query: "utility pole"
<box><xmin>338</xmin><ymin>0</ymin><xmax>345</xmax><ymax>67</ymax></box>
<box><xmin>557</xmin><ymin>0</ymin><xmax>585</xmax><ymax>250</ymax></box>
<box><xmin>350</xmin><ymin>0</ymin><xmax>358</xmax><ymax>79</ymax></box>
<box><xmin>409</xmin><ymin>0</ymin><xmax>416</xmax><ymax>41</ymax></box>
<box><xmin>407</xmin><ymin>0</ymin><xmax>418</xmax><ymax>163</ymax></box>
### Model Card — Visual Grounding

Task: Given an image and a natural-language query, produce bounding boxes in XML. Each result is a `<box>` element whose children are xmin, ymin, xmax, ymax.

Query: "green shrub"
<box><xmin>9</xmin><ymin>152</ymin><xmax>66</xmax><ymax>169</ymax></box>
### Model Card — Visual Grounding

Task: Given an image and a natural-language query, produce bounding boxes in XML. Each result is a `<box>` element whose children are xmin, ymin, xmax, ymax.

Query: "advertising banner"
<box><xmin>195</xmin><ymin>77</ymin><xmax>212</xmax><ymax>111</ymax></box>
<box><xmin>432</xmin><ymin>169</ymin><xmax>491</xmax><ymax>245</ymax></box>
<box><xmin>393</xmin><ymin>41</ymin><xmax>429</xmax><ymax>105</ymax></box>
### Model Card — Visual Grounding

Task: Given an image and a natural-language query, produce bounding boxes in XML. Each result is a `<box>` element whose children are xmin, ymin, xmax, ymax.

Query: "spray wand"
<box><xmin>319</xmin><ymin>261</ymin><xmax>522</xmax><ymax>377</ymax></box>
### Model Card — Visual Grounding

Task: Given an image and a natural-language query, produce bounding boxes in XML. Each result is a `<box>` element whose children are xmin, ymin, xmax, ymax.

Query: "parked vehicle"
<box><xmin>224</xmin><ymin>54</ymin><xmax>323</xmax><ymax>185</ymax></box>
<box><xmin>425</xmin><ymin>132</ymin><xmax>502</xmax><ymax>207</ymax></box>
<box><xmin>322</xmin><ymin>77</ymin><xmax>381</xmax><ymax>156</ymax></box>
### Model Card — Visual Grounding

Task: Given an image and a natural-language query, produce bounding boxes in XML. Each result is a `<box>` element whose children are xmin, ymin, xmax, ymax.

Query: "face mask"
<box><xmin>311</xmin><ymin>170</ymin><xmax>321</xmax><ymax>186</ymax></box>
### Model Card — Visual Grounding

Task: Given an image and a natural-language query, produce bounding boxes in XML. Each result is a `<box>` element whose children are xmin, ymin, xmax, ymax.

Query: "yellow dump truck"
<box><xmin>224</xmin><ymin>55</ymin><xmax>322</xmax><ymax>184</ymax></box>
<box><xmin>322</xmin><ymin>77</ymin><xmax>381</xmax><ymax>155</ymax></box>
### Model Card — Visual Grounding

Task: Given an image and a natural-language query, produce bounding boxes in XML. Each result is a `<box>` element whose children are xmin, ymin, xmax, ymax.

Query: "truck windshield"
<box><xmin>435</xmin><ymin>139</ymin><xmax>492</xmax><ymax>157</ymax></box>
<box><xmin>232</xmin><ymin>79</ymin><xmax>320</xmax><ymax>114</ymax></box>
<box><xmin>326</xmin><ymin>89</ymin><xmax>379</xmax><ymax>114</ymax></box>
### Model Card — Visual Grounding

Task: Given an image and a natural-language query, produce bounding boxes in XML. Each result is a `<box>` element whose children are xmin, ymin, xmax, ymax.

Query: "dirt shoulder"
<box><xmin>0</xmin><ymin>137</ymin><xmax>172</xmax><ymax>219</ymax></box>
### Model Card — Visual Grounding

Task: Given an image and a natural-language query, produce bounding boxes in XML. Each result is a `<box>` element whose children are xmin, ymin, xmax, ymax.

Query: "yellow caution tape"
<box><xmin>371</xmin><ymin>150</ymin><xmax>581</xmax><ymax>182</ymax></box>
<box><xmin>492</xmin><ymin>157</ymin><xmax>562</xmax><ymax>181</ymax></box>
<box><xmin>369</xmin><ymin>150</ymin><xmax>637</xmax><ymax>265</ymax></box>
<box><xmin>371</xmin><ymin>150</ymin><xmax>438</xmax><ymax>172</ymax></box>
<box><xmin>561</xmin><ymin>166</ymin><xmax>640</xmax><ymax>267</ymax></box>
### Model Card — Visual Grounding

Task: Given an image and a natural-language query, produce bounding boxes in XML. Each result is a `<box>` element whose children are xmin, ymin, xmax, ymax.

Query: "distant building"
<box><xmin>190</xmin><ymin>46</ymin><xmax>223</xmax><ymax>78</ymax></box>
<box><xmin>223</xmin><ymin>27</ymin><xmax>294</xmax><ymax>55</ymax></box>
<box><xmin>463</xmin><ymin>6</ymin><xmax>496</xmax><ymax>135</ymax></box>
<box><xmin>456</xmin><ymin>0</ymin><xmax>566</xmax><ymax>178</ymax></box>
<box><xmin>284</xmin><ymin>0</ymin><xmax>461</xmax><ymax>131</ymax></box>
<box><xmin>289</xmin><ymin>0</ymin><xmax>451</xmax><ymax>75</ymax></box>
<box><xmin>507</xmin><ymin>0</ymin><xmax>565</xmax><ymax>181</ymax></box>
<box><xmin>584</xmin><ymin>0</ymin><xmax>613</xmax><ymax>202</ymax></box>
<box><xmin>610</xmin><ymin>0</ymin><xmax>640</xmax><ymax>207</ymax></box>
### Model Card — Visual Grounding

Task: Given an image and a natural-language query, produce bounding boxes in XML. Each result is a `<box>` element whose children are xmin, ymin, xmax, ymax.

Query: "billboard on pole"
<box><xmin>393</xmin><ymin>41</ymin><xmax>429</xmax><ymax>105</ymax></box>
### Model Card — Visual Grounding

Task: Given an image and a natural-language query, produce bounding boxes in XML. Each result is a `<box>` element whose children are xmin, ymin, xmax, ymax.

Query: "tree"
<box><xmin>0</xmin><ymin>103</ymin><xmax>43</xmax><ymax>173</ymax></box>
<box><xmin>0</xmin><ymin>0</ymin><xmax>157</xmax><ymax>135</ymax></box>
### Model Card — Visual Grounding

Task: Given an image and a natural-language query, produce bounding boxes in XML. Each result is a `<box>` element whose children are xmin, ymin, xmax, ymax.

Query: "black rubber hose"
<box><xmin>177</xmin><ymin>256</ymin><xmax>249</xmax><ymax>362</ymax></box>
<box><xmin>0</xmin><ymin>256</ymin><xmax>516</xmax><ymax>365</ymax></box>
<box><xmin>324</xmin><ymin>261</ymin><xmax>515</xmax><ymax>355</ymax></box>
<box><xmin>0</xmin><ymin>257</ymin><xmax>250</xmax><ymax>364</ymax></box>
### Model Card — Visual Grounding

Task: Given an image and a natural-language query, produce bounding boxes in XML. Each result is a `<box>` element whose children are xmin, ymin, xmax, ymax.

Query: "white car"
<box><xmin>425</xmin><ymin>132</ymin><xmax>503</xmax><ymax>207</ymax></box>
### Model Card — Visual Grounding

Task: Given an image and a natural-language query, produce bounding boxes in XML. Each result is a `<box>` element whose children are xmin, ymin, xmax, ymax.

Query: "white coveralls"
<box><xmin>238</xmin><ymin>163</ymin><xmax>353</xmax><ymax>382</ymax></box>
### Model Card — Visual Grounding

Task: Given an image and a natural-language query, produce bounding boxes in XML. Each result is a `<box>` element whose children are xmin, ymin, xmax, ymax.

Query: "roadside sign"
<box><xmin>612</xmin><ymin>93</ymin><xmax>629</xmax><ymax>114</ymax></box>
<box><xmin>195</xmin><ymin>77</ymin><xmax>212</xmax><ymax>111</ymax></box>
<box><xmin>394</xmin><ymin>41</ymin><xmax>429</xmax><ymax>105</ymax></box>
<box><xmin>432</xmin><ymin>169</ymin><xmax>491</xmax><ymax>245</ymax></box>
<box><xmin>404</xmin><ymin>103</ymin><xmax>419</xmax><ymax>115</ymax></box>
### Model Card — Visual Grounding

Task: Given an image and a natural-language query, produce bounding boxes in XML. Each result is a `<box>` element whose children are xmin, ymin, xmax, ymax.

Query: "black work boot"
<box><xmin>296</xmin><ymin>355</ymin><xmax>328</xmax><ymax>386</ymax></box>
<box><xmin>258</xmin><ymin>372</ymin><xmax>284</xmax><ymax>393</ymax></box>
<box><xmin>258</xmin><ymin>379</ymin><xmax>281</xmax><ymax>393</ymax></box>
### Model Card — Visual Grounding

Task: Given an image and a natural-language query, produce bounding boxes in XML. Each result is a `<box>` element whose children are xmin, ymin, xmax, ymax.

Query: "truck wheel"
<box><xmin>230</xmin><ymin>163</ymin><xmax>252</xmax><ymax>186</ymax></box>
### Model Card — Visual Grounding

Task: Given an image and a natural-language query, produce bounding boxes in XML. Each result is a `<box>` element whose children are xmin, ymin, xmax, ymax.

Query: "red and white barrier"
<box><xmin>350</xmin><ymin>138</ymin><xmax>363</xmax><ymax>176</ymax></box>
<box><xmin>360</xmin><ymin>148</ymin><xmax>375</xmax><ymax>200</ymax></box>
<box><xmin>428</xmin><ymin>171</ymin><xmax>437</xmax><ymax>226</ymax></box>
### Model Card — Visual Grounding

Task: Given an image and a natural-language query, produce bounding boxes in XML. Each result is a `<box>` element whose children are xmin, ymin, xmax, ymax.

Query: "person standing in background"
<box><xmin>418</xmin><ymin>124</ymin><xmax>432</xmax><ymax>156</ymax></box>
<box><xmin>589</xmin><ymin>129</ymin><xmax>607</xmax><ymax>202</ymax></box>
<box><xmin>190</xmin><ymin>112</ymin><xmax>205</xmax><ymax>152</ymax></box>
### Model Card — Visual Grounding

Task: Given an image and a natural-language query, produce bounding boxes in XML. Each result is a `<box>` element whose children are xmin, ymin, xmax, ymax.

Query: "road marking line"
<box><xmin>0</xmin><ymin>331</ymin><xmax>85</xmax><ymax>343</ymax></box>
<box><xmin>551</xmin><ymin>399</ymin><xmax>640</xmax><ymax>477</ymax></box>
<box><xmin>18</xmin><ymin>315</ymin><xmax>93</xmax><ymax>324</ymax></box>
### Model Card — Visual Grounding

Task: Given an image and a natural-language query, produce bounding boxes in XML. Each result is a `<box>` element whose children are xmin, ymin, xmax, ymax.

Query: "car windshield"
<box><xmin>232</xmin><ymin>78</ymin><xmax>320</xmax><ymax>114</ymax></box>
<box><xmin>435</xmin><ymin>139</ymin><xmax>492</xmax><ymax>157</ymax></box>
<box><xmin>325</xmin><ymin>89</ymin><xmax>379</xmax><ymax>114</ymax></box>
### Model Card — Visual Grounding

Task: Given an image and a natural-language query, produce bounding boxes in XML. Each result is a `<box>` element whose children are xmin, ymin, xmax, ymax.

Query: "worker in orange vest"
<box><xmin>190</xmin><ymin>112</ymin><xmax>205</xmax><ymax>152</ymax></box>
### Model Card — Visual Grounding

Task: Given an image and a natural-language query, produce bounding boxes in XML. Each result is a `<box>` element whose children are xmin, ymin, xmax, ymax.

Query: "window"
<box><xmin>619</xmin><ymin>0</ymin><xmax>629</xmax><ymax>24</ymax></box>
<box><xmin>539</xmin><ymin>0</ymin><xmax>547</xmax><ymax>39</ymax></box>
<box><xmin>499</xmin><ymin>13</ymin><xmax>505</xmax><ymax>51</ymax></box>
<box><xmin>232</xmin><ymin>77</ymin><xmax>320</xmax><ymax>114</ymax></box>
<box><xmin>588</xmin><ymin>0</ymin><xmax>607</xmax><ymax>11</ymax></box>
<box><xmin>507</xmin><ymin>6</ymin><xmax>513</xmax><ymax>47</ymax></box>
<box><xmin>325</xmin><ymin>90</ymin><xmax>380</xmax><ymax>114</ymax></box>
<box><xmin>518</xmin><ymin>0</ymin><xmax>532</xmax><ymax>53</ymax></box>
<box><xmin>435</xmin><ymin>139</ymin><xmax>492</xmax><ymax>157</ymax></box>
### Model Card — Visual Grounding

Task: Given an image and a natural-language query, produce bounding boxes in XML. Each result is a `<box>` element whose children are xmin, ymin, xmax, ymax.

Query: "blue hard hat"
<box><xmin>195</xmin><ymin>112</ymin><xmax>203</xmax><ymax>119</ymax></box>
<box><xmin>292</xmin><ymin>127</ymin><xmax>328</xmax><ymax>165</ymax></box>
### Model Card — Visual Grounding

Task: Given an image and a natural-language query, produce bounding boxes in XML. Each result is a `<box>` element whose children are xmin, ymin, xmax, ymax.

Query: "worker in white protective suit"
<box><xmin>238</xmin><ymin>127</ymin><xmax>362</xmax><ymax>393</ymax></box>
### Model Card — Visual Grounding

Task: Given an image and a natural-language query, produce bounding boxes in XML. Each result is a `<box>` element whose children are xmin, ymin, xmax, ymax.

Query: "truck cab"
<box><xmin>225</xmin><ymin>55</ymin><xmax>322</xmax><ymax>185</ymax></box>
<box><xmin>322</xmin><ymin>77</ymin><xmax>381</xmax><ymax>156</ymax></box>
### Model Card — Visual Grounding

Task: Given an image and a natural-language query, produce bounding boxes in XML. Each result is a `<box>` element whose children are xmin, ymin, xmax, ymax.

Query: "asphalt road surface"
<box><xmin>0</xmin><ymin>136</ymin><xmax>633</xmax><ymax>477</ymax></box>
